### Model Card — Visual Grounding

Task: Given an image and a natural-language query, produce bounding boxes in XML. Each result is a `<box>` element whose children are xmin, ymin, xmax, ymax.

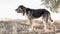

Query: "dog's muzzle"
<box><xmin>15</xmin><ymin>9</ymin><xmax>20</xmax><ymax>13</ymax></box>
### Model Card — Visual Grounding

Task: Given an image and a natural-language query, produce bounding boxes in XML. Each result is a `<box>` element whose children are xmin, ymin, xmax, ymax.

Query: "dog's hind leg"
<box><xmin>42</xmin><ymin>17</ymin><xmax>48</xmax><ymax>31</ymax></box>
<box><xmin>48</xmin><ymin>15</ymin><xmax>56</xmax><ymax>33</ymax></box>
<box><xmin>42</xmin><ymin>13</ymin><xmax>49</xmax><ymax>31</ymax></box>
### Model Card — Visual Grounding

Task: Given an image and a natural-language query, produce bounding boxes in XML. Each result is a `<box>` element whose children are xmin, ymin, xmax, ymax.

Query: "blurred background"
<box><xmin>0</xmin><ymin>0</ymin><xmax>60</xmax><ymax>20</ymax></box>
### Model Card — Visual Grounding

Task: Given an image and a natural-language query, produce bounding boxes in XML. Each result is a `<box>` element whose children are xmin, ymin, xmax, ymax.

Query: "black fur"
<box><xmin>26</xmin><ymin>8</ymin><xmax>50</xmax><ymax>18</ymax></box>
<box><xmin>15</xmin><ymin>5</ymin><xmax>53</xmax><ymax>22</ymax></box>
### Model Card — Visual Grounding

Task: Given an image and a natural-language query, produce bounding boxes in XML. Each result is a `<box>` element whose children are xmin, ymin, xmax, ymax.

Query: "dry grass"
<box><xmin>0</xmin><ymin>18</ymin><xmax>60</xmax><ymax>34</ymax></box>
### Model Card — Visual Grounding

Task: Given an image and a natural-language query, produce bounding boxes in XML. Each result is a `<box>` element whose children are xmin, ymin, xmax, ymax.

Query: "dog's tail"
<box><xmin>48</xmin><ymin>13</ymin><xmax>53</xmax><ymax>22</ymax></box>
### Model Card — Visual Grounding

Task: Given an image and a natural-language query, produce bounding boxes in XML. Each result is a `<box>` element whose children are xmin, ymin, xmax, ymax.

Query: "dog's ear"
<box><xmin>22</xmin><ymin>8</ymin><xmax>26</xmax><ymax>16</ymax></box>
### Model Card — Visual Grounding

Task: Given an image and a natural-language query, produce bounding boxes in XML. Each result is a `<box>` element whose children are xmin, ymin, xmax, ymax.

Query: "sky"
<box><xmin>0</xmin><ymin>0</ymin><xmax>60</xmax><ymax>20</ymax></box>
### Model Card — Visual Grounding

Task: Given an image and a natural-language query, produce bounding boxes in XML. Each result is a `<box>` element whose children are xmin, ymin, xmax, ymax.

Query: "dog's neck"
<box><xmin>23</xmin><ymin>8</ymin><xmax>32</xmax><ymax>16</ymax></box>
<box><xmin>26</xmin><ymin>8</ymin><xmax>30</xmax><ymax>14</ymax></box>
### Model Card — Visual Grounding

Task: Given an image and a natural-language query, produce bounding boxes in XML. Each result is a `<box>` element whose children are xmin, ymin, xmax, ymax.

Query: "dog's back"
<box><xmin>26</xmin><ymin>8</ymin><xmax>50</xmax><ymax>18</ymax></box>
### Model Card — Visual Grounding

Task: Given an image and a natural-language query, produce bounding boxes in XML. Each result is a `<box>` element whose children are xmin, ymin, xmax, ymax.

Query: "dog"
<box><xmin>15</xmin><ymin>5</ymin><xmax>54</xmax><ymax>31</ymax></box>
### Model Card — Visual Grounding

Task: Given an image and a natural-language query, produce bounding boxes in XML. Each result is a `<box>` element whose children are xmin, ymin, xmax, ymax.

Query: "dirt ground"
<box><xmin>0</xmin><ymin>19</ymin><xmax>60</xmax><ymax>34</ymax></box>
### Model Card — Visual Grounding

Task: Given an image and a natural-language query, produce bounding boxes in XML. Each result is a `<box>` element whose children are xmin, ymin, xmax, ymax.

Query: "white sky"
<box><xmin>0</xmin><ymin>0</ymin><xmax>60</xmax><ymax>20</ymax></box>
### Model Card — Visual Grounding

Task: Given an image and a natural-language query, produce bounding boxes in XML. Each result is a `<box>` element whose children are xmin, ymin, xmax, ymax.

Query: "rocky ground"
<box><xmin>0</xmin><ymin>19</ymin><xmax>60</xmax><ymax>34</ymax></box>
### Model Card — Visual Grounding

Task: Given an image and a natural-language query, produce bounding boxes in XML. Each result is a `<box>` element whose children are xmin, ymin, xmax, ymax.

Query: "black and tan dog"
<box><xmin>15</xmin><ymin>5</ymin><xmax>54</xmax><ymax>31</ymax></box>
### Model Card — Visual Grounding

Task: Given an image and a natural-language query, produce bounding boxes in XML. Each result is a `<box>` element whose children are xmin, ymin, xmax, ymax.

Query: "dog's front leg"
<box><xmin>28</xmin><ymin>18</ymin><xmax>33</xmax><ymax>31</ymax></box>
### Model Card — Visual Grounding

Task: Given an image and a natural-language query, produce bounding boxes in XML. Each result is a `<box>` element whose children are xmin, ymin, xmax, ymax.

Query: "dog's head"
<box><xmin>15</xmin><ymin>5</ymin><xmax>26</xmax><ymax>15</ymax></box>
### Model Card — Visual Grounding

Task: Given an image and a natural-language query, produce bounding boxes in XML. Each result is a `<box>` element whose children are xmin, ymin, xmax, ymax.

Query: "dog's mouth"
<box><xmin>16</xmin><ymin>11</ymin><xmax>20</xmax><ymax>13</ymax></box>
<box><xmin>16</xmin><ymin>11</ymin><xmax>21</xmax><ymax>13</ymax></box>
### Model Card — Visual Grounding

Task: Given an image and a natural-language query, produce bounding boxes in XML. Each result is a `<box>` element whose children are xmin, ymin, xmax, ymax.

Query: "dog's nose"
<box><xmin>15</xmin><ymin>9</ymin><xmax>17</xmax><ymax>11</ymax></box>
